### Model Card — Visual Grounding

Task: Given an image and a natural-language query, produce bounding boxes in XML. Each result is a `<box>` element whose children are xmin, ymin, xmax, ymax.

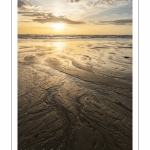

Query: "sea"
<box><xmin>18</xmin><ymin>34</ymin><xmax>132</xmax><ymax>39</ymax></box>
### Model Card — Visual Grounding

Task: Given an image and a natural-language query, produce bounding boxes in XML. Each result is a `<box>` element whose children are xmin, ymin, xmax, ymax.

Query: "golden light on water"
<box><xmin>51</xmin><ymin>23</ymin><xmax>66</xmax><ymax>30</ymax></box>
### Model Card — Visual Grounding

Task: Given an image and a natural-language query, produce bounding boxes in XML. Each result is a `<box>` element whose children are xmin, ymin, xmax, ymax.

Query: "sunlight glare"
<box><xmin>51</xmin><ymin>23</ymin><xmax>66</xmax><ymax>30</ymax></box>
<box><xmin>53</xmin><ymin>42</ymin><xmax>66</xmax><ymax>51</ymax></box>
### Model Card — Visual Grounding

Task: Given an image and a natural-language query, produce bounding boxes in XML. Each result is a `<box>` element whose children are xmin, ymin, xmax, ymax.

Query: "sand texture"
<box><xmin>18</xmin><ymin>38</ymin><xmax>132</xmax><ymax>150</ymax></box>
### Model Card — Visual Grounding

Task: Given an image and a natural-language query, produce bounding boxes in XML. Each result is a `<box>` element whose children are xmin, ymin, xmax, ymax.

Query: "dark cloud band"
<box><xmin>94</xmin><ymin>19</ymin><xmax>132</xmax><ymax>25</ymax></box>
<box><xmin>19</xmin><ymin>11</ymin><xmax>84</xmax><ymax>24</ymax></box>
<box><xmin>33</xmin><ymin>17</ymin><xmax>84</xmax><ymax>24</ymax></box>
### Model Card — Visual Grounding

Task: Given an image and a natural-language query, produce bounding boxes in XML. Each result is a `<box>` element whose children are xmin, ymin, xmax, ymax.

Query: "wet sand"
<box><xmin>18</xmin><ymin>38</ymin><xmax>132</xmax><ymax>150</ymax></box>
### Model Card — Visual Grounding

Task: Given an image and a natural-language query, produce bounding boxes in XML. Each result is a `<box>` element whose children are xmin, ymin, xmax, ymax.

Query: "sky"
<box><xmin>18</xmin><ymin>0</ymin><xmax>132</xmax><ymax>35</ymax></box>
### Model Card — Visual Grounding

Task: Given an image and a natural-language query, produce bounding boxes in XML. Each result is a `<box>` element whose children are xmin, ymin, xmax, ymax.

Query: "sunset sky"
<box><xmin>18</xmin><ymin>0</ymin><xmax>132</xmax><ymax>35</ymax></box>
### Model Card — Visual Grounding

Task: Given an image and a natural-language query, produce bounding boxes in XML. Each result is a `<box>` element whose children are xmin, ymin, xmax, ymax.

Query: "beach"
<box><xmin>18</xmin><ymin>36</ymin><xmax>132</xmax><ymax>150</ymax></box>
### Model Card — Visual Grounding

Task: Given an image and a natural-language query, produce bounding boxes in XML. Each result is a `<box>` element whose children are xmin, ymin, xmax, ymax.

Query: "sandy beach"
<box><xmin>18</xmin><ymin>38</ymin><xmax>132</xmax><ymax>150</ymax></box>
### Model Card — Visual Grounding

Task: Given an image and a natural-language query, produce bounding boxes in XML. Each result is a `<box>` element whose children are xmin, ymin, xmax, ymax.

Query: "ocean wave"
<box><xmin>18</xmin><ymin>34</ymin><xmax>132</xmax><ymax>39</ymax></box>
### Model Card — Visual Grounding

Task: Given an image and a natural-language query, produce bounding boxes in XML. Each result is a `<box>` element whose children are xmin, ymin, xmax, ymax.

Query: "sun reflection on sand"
<box><xmin>53</xmin><ymin>41</ymin><xmax>66</xmax><ymax>51</ymax></box>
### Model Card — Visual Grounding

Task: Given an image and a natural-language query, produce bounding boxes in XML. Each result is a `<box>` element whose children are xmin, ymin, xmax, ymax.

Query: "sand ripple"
<box><xmin>18</xmin><ymin>39</ymin><xmax>132</xmax><ymax>150</ymax></box>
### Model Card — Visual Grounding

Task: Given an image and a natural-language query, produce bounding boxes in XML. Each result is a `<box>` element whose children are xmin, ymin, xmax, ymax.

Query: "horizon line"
<box><xmin>18</xmin><ymin>34</ymin><xmax>132</xmax><ymax>35</ymax></box>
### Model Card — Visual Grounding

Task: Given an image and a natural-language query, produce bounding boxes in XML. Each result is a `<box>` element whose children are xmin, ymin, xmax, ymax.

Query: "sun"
<box><xmin>51</xmin><ymin>23</ymin><xmax>66</xmax><ymax>30</ymax></box>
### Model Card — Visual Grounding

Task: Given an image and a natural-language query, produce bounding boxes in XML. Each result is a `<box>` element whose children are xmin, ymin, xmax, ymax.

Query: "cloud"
<box><xmin>70</xmin><ymin>0</ymin><xmax>80</xmax><ymax>2</ymax></box>
<box><xmin>19</xmin><ymin>21</ymin><xmax>30</xmax><ymax>22</ymax></box>
<box><xmin>93</xmin><ymin>18</ymin><xmax>132</xmax><ymax>25</ymax></box>
<box><xmin>18</xmin><ymin>12</ymin><xmax>46</xmax><ymax>17</ymax></box>
<box><xmin>33</xmin><ymin>17</ymin><xmax>84</xmax><ymax>24</ymax></box>
<box><xmin>19</xmin><ymin>11</ymin><xmax>84</xmax><ymax>24</ymax></box>
<box><xmin>18</xmin><ymin>0</ymin><xmax>37</xmax><ymax>9</ymax></box>
<box><xmin>70</xmin><ymin>0</ymin><xmax>132</xmax><ymax>8</ymax></box>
